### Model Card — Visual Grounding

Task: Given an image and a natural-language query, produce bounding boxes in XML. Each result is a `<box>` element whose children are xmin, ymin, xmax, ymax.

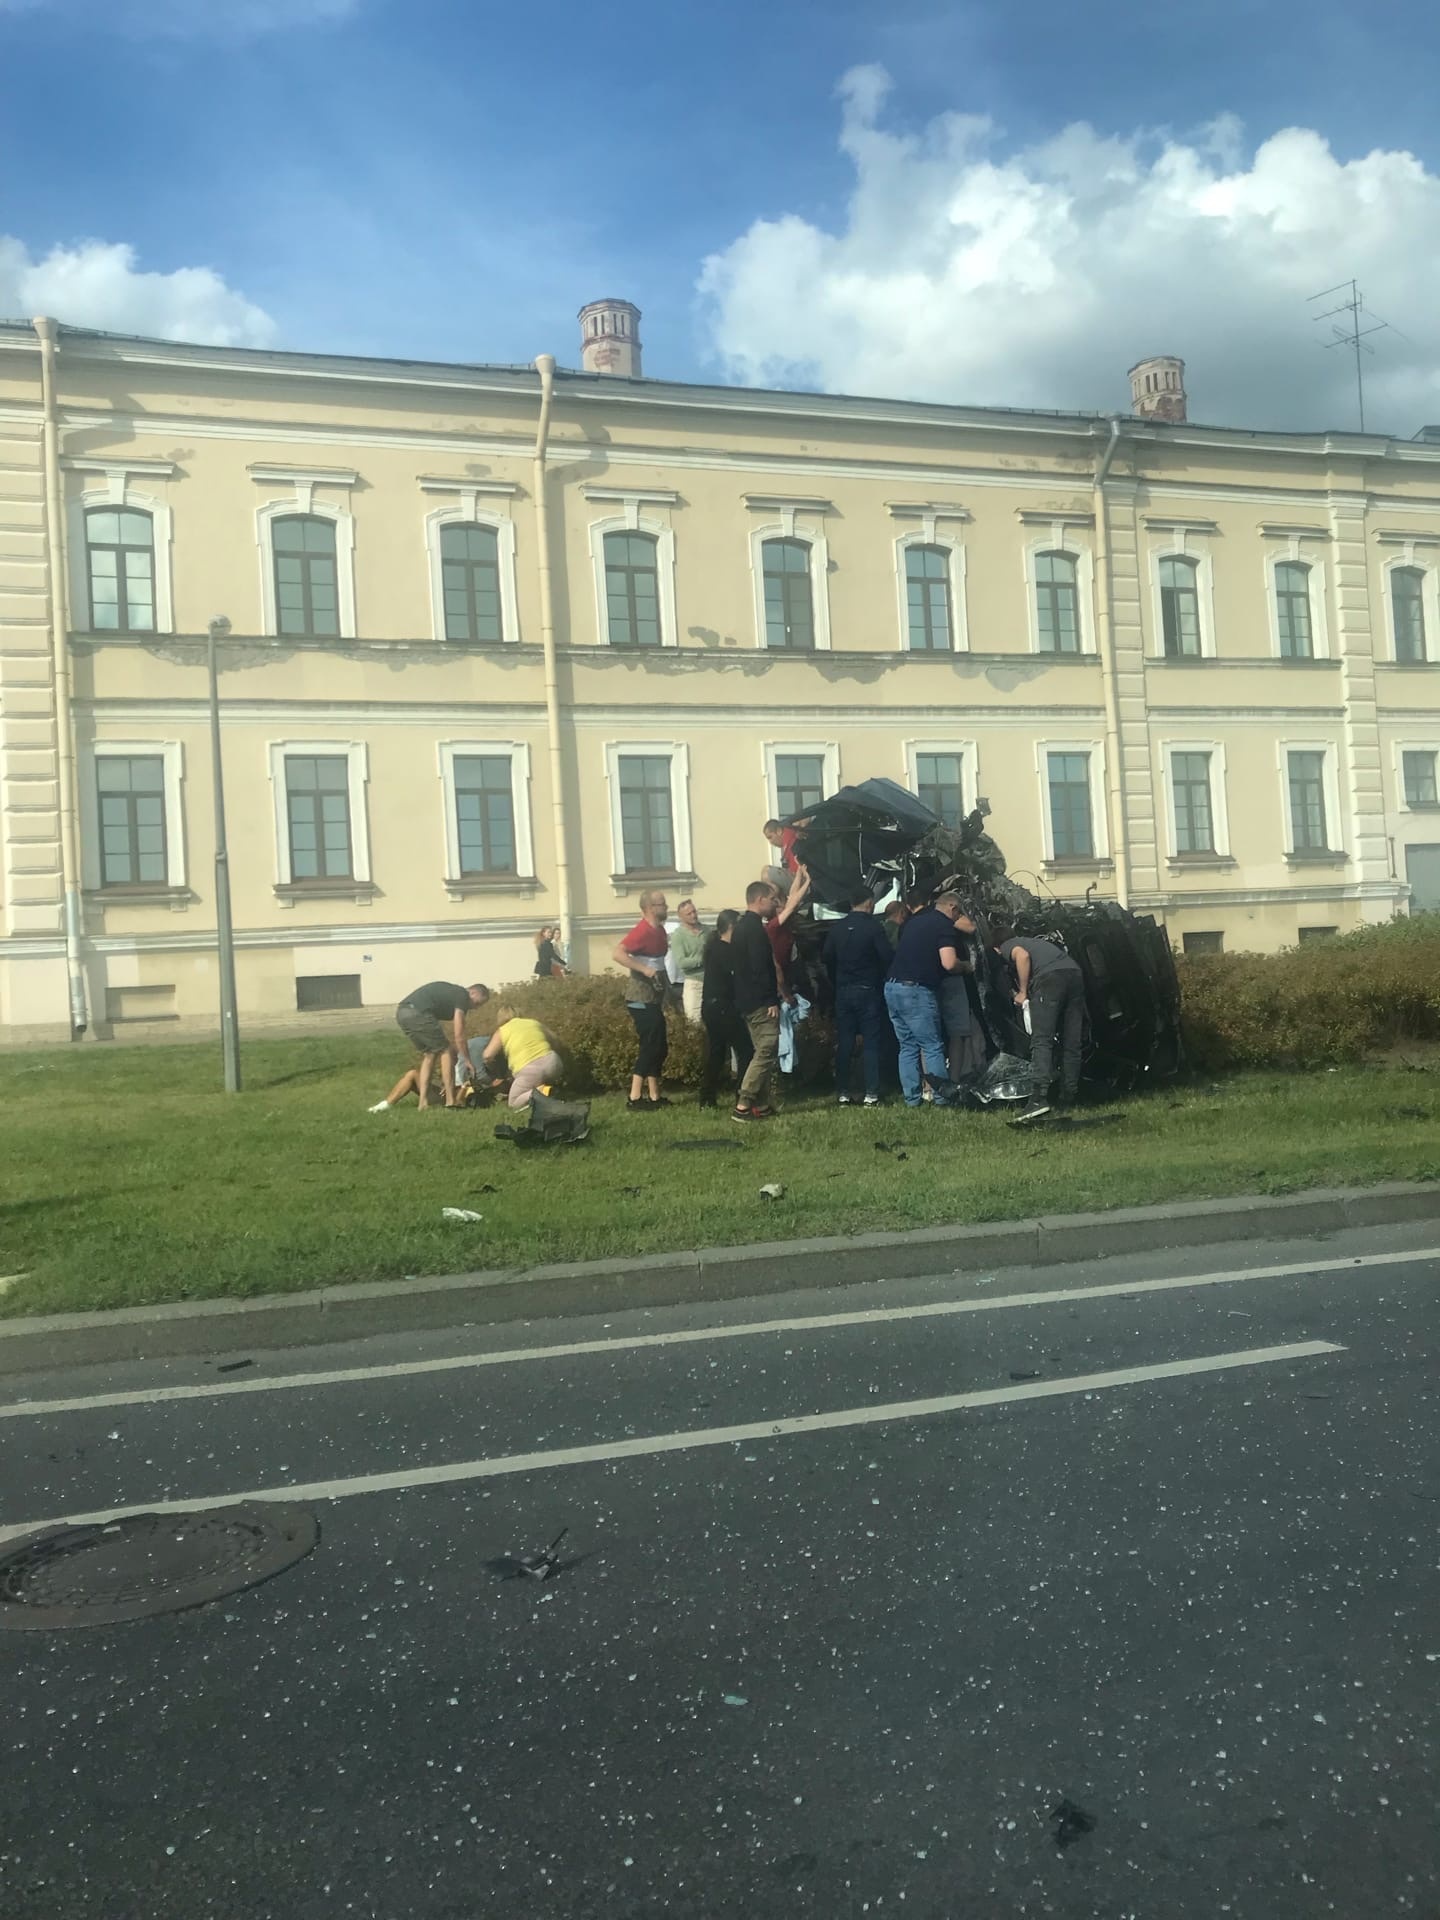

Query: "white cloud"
<box><xmin>699</xmin><ymin>67</ymin><xmax>1440</xmax><ymax>432</ymax></box>
<box><xmin>0</xmin><ymin>237</ymin><xmax>277</xmax><ymax>348</ymax></box>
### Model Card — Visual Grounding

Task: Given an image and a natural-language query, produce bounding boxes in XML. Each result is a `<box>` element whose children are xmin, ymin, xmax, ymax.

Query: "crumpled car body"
<box><xmin>786</xmin><ymin>779</ymin><xmax>1184</xmax><ymax>1093</ymax></box>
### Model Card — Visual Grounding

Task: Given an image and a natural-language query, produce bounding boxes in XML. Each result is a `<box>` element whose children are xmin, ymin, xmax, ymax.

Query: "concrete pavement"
<box><xmin>1</xmin><ymin>1220</ymin><xmax>1438</xmax><ymax>1918</ymax></box>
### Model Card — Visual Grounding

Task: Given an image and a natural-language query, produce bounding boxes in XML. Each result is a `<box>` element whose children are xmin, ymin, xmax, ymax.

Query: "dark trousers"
<box><xmin>627</xmin><ymin>1000</ymin><xmax>668</xmax><ymax>1079</ymax></box>
<box><xmin>700</xmin><ymin>999</ymin><xmax>753</xmax><ymax>1101</ymax></box>
<box><xmin>834</xmin><ymin>981</ymin><xmax>885</xmax><ymax>1098</ymax></box>
<box><xmin>1028</xmin><ymin>968</ymin><xmax>1086</xmax><ymax>1102</ymax></box>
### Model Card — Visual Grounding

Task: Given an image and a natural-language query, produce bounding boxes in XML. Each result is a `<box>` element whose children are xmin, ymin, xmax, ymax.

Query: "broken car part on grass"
<box><xmin>785</xmin><ymin>777</ymin><xmax>1184</xmax><ymax>1102</ymax></box>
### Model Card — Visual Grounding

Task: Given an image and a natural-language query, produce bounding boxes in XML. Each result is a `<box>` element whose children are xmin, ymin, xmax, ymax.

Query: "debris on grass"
<box><xmin>441</xmin><ymin>1207</ymin><xmax>484</xmax><ymax>1223</ymax></box>
<box><xmin>759</xmin><ymin>1183</ymin><xmax>786</xmax><ymax>1200</ymax></box>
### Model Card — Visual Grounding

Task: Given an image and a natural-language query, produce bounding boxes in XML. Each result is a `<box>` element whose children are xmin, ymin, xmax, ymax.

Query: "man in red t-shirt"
<box><xmin>611</xmin><ymin>887</ymin><xmax>671</xmax><ymax>1112</ymax></box>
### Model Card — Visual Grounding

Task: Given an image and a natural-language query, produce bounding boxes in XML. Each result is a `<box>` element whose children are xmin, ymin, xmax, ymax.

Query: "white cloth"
<box><xmin>682</xmin><ymin>976</ymin><xmax>704</xmax><ymax>1025</ymax></box>
<box><xmin>663</xmin><ymin>918</ymin><xmax>684</xmax><ymax>988</ymax></box>
<box><xmin>778</xmin><ymin>992</ymin><xmax>811</xmax><ymax>1073</ymax></box>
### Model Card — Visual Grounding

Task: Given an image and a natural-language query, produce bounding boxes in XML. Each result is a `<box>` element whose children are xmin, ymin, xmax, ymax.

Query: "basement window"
<box><xmin>295</xmin><ymin>973</ymin><xmax>363</xmax><ymax>1012</ymax></box>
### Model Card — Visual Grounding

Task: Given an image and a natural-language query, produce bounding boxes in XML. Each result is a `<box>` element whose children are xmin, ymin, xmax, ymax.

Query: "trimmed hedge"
<box><xmin>483</xmin><ymin>916</ymin><xmax>1440</xmax><ymax>1089</ymax></box>
<box><xmin>1176</xmin><ymin>914</ymin><xmax>1440</xmax><ymax>1070</ymax></box>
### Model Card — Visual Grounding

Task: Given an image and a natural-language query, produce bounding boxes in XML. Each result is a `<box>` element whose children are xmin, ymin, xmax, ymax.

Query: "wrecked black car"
<box><xmin>784</xmin><ymin>776</ymin><xmax>1184</xmax><ymax>1099</ymax></box>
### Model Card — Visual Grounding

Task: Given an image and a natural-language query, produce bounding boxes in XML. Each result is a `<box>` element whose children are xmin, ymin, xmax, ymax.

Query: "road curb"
<box><xmin>1</xmin><ymin>1179</ymin><xmax>1436</xmax><ymax>1378</ymax></box>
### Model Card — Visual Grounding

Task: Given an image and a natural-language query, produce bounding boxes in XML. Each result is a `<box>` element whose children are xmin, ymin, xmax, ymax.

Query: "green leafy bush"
<box><xmin>1177</xmin><ymin>915</ymin><xmax>1440</xmax><ymax>1069</ymax></box>
<box><xmin>481</xmin><ymin>973</ymin><xmax>706</xmax><ymax>1090</ymax></box>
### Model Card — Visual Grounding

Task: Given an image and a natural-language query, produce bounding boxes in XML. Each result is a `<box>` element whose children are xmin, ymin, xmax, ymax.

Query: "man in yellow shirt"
<box><xmin>480</xmin><ymin>1008</ymin><xmax>563</xmax><ymax>1110</ymax></box>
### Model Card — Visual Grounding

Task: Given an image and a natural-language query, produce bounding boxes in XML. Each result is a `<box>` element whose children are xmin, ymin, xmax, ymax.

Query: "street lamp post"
<box><xmin>208</xmin><ymin>615</ymin><xmax>242</xmax><ymax>1093</ymax></box>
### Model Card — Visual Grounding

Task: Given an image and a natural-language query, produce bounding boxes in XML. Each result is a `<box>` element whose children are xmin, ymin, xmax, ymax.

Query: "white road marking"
<box><xmin>0</xmin><ymin>1340</ymin><xmax>1341</xmax><ymax>1546</ymax></box>
<box><xmin>0</xmin><ymin>1244</ymin><xmax>1426</xmax><ymax>1423</ymax></box>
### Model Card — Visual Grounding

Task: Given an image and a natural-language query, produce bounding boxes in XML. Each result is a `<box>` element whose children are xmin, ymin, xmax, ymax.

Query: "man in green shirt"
<box><xmin>666</xmin><ymin>899</ymin><xmax>710</xmax><ymax>1024</ymax></box>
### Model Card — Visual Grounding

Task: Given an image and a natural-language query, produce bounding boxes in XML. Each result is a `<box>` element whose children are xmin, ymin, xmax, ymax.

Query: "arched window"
<box><xmin>440</xmin><ymin>523</ymin><xmax>502</xmax><ymax>643</ymax></box>
<box><xmin>1034</xmin><ymin>550</ymin><xmax>1080</xmax><ymax>653</ymax></box>
<box><xmin>1274</xmin><ymin>560</ymin><xmax>1313</xmax><ymax>658</ymax></box>
<box><xmin>904</xmin><ymin>544</ymin><xmax>953</xmax><ymax>651</ymax></box>
<box><xmin>603</xmin><ymin>531</ymin><xmax>661</xmax><ymax>646</ymax></box>
<box><xmin>1159</xmin><ymin>555</ymin><xmax>1201</xmax><ymax>657</ymax></box>
<box><xmin>84</xmin><ymin>507</ymin><xmax>155</xmax><ymax>633</ymax></box>
<box><xmin>272</xmin><ymin>515</ymin><xmax>339</xmax><ymax>638</ymax></box>
<box><xmin>762</xmin><ymin>537</ymin><xmax>815</xmax><ymax>650</ymax></box>
<box><xmin>1393</xmin><ymin>565</ymin><xmax>1428</xmax><ymax>663</ymax></box>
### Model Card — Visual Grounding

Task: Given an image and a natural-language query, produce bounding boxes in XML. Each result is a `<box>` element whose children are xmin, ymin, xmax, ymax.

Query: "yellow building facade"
<box><xmin>2</xmin><ymin>310</ymin><xmax>1439</xmax><ymax>1042</ymax></box>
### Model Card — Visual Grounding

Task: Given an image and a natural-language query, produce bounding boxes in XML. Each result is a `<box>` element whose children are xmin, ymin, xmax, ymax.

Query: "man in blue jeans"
<box><xmin>824</xmin><ymin>887</ymin><xmax>892</xmax><ymax>1105</ymax></box>
<box><xmin>884</xmin><ymin>892</ymin><xmax>974</xmax><ymax>1107</ymax></box>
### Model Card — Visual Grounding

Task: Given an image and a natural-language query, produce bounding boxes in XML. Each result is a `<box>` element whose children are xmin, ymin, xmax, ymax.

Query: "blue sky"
<box><xmin>3</xmin><ymin>0</ymin><xmax>1440</xmax><ymax>426</ymax></box>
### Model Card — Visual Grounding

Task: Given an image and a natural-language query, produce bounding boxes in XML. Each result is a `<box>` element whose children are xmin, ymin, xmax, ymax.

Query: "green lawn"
<box><xmin>2</xmin><ymin>1031</ymin><xmax>1437</xmax><ymax>1319</ymax></box>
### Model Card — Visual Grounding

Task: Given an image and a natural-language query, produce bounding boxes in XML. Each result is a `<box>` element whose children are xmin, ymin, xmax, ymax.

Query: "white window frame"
<box><xmin>1382</xmin><ymin>549</ymin><xmax>1440</xmax><ymax>665</ymax></box>
<box><xmin>68</xmin><ymin>477</ymin><xmax>174</xmax><ymax>636</ymax></box>
<box><xmin>1034</xmin><ymin>737</ymin><xmax>1110</xmax><ymax>862</ymax></box>
<box><xmin>1159</xmin><ymin>740</ymin><xmax>1231</xmax><ymax>859</ymax></box>
<box><xmin>254</xmin><ymin>476</ymin><xmax>357</xmax><ymax>640</ymax></box>
<box><xmin>1023</xmin><ymin>534</ymin><xmax>1095</xmax><ymax>657</ymax></box>
<box><xmin>1277</xmin><ymin>739</ymin><xmax>1344</xmax><ymax>856</ymax></box>
<box><xmin>1148</xmin><ymin>539</ymin><xmax>1216</xmax><ymax>660</ymax></box>
<box><xmin>423</xmin><ymin>494</ymin><xmax>520</xmax><ymax>646</ymax></box>
<box><xmin>903</xmin><ymin>739</ymin><xmax>979</xmax><ymax>822</ymax></box>
<box><xmin>589</xmin><ymin>510</ymin><xmax>678</xmax><ymax>649</ymax></box>
<box><xmin>894</xmin><ymin>528</ymin><xmax>968</xmax><ymax>653</ymax></box>
<box><xmin>762</xmin><ymin>741</ymin><xmax>841</xmax><ymax>824</ymax></box>
<box><xmin>436</xmin><ymin>740</ymin><xmax>535</xmax><ymax>880</ymax></box>
<box><xmin>1265</xmin><ymin>544</ymin><xmax>1330</xmax><ymax>661</ymax></box>
<box><xmin>749</xmin><ymin>516</ymin><xmax>832</xmax><ymax>652</ymax></box>
<box><xmin>603</xmin><ymin>741</ymin><xmax>693</xmax><ymax>877</ymax></box>
<box><xmin>81</xmin><ymin>740</ymin><xmax>186</xmax><ymax>890</ymax></box>
<box><xmin>267</xmin><ymin>739</ymin><xmax>371</xmax><ymax>885</ymax></box>
<box><xmin>1391</xmin><ymin>738</ymin><xmax>1440</xmax><ymax>814</ymax></box>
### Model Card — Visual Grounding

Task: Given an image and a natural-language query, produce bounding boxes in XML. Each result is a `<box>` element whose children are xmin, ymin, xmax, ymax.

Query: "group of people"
<box><xmin>372</xmin><ymin>854</ymin><xmax>1087</xmax><ymax>1122</ymax></box>
<box><xmin>612</xmin><ymin>857</ymin><xmax>1084</xmax><ymax>1122</ymax></box>
<box><xmin>372</xmin><ymin>979</ymin><xmax>562</xmax><ymax>1113</ymax></box>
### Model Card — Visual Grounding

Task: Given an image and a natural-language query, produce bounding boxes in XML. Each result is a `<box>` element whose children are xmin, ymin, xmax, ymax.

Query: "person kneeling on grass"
<box><xmin>477</xmin><ymin>1008</ymin><xmax>563</xmax><ymax>1110</ymax></box>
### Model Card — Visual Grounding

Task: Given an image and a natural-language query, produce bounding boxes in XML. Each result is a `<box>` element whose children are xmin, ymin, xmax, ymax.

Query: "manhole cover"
<box><xmin>0</xmin><ymin>1503</ymin><xmax>318</xmax><ymax>1630</ymax></box>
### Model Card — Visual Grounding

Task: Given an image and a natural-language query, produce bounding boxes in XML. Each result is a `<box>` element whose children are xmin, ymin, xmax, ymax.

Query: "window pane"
<box><xmin>87</xmin><ymin>511</ymin><xmax>119</xmax><ymax>546</ymax></box>
<box><xmin>1160</xmin><ymin>557</ymin><xmax>1201</xmax><ymax>658</ymax></box>
<box><xmin>452</xmin><ymin>756</ymin><xmax>517</xmax><ymax>873</ymax></box>
<box><xmin>775</xmin><ymin>753</ymin><xmax>825</xmax><ymax>818</ymax></box>
<box><xmin>618</xmin><ymin>755</ymin><xmax>675</xmax><ymax>870</ymax></box>
<box><xmin>1036</xmin><ymin>552</ymin><xmax>1079</xmax><ymax>653</ymax></box>
<box><xmin>89</xmin><ymin>548</ymin><xmax>118</xmax><ymax>579</ymax></box>
<box><xmin>1048</xmin><ymin>751</ymin><xmax>1093</xmax><ymax>858</ymax></box>
<box><xmin>1403</xmin><ymin>750</ymin><xmax>1438</xmax><ymax>807</ymax></box>
<box><xmin>906</xmin><ymin>545</ymin><xmax>952</xmax><ymax>650</ymax></box>
<box><xmin>1393</xmin><ymin>568</ymin><xmax>1427</xmax><ymax>663</ymax></box>
<box><xmin>604</xmin><ymin>532</ymin><xmax>660</xmax><ymax>648</ymax></box>
<box><xmin>1287</xmin><ymin>750</ymin><xmax>1328</xmax><ymax>849</ymax></box>
<box><xmin>115</xmin><ymin>511</ymin><xmax>152</xmax><ymax>547</ymax></box>
<box><xmin>916</xmin><ymin>751</ymin><xmax>964</xmax><ymax>828</ymax></box>
<box><xmin>1276</xmin><ymin>562</ymin><xmax>1313</xmax><ymax>658</ymax></box>
<box><xmin>763</xmin><ymin>540</ymin><xmax>813</xmax><ymax>648</ymax></box>
<box><xmin>1171</xmin><ymin>750</ymin><xmax>1214</xmax><ymax>853</ymax></box>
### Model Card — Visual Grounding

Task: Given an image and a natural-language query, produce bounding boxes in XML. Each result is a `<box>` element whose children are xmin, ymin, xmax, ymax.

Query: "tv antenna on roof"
<box><xmin>1307</xmin><ymin>278</ymin><xmax>1394</xmax><ymax>433</ymax></box>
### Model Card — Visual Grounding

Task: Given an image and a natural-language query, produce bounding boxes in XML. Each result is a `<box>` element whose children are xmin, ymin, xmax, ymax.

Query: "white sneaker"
<box><xmin>863</xmin><ymin>1094</ymin><xmax>881</xmax><ymax>1107</ymax></box>
<box><xmin>367</xmin><ymin>1100</ymin><xmax>391</xmax><ymax>1113</ymax></box>
<box><xmin>837</xmin><ymin>1093</ymin><xmax>853</xmax><ymax>1106</ymax></box>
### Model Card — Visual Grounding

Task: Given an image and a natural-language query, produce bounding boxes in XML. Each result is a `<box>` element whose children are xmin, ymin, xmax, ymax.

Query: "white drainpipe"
<box><xmin>34</xmin><ymin>316</ymin><xmax>89</xmax><ymax>1036</ymax></box>
<box><xmin>532</xmin><ymin>354</ymin><xmax>573</xmax><ymax>956</ymax></box>
<box><xmin>1092</xmin><ymin>414</ymin><xmax>1131</xmax><ymax>909</ymax></box>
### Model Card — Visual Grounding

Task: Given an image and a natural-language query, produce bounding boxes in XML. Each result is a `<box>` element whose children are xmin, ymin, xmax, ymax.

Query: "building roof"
<box><xmin>1</xmin><ymin>317</ymin><xmax>1435</xmax><ymax>462</ymax></box>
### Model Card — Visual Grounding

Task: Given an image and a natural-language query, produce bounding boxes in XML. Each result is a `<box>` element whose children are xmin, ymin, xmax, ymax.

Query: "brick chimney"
<box><xmin>579</xmin><ymin>298</ymin><xmax>642</xmax><ymax>378</ymax></box>
<box><xmin>1128</xmin><ymin>355</ymin><xmax>1187</xmax><ymax>423</ymax></box>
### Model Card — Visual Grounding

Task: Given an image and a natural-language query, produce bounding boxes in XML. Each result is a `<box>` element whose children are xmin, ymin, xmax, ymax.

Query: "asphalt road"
<box><xmin>1</xmin><ymin>1221</ymin><xmax>1438</xmax><ymax>1920</ymax></box>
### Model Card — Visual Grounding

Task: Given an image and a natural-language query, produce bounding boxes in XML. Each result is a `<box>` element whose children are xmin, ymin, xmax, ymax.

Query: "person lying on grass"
<box><xmin>477</xmin><ymin>1008</ymin><xmax>564</xmax><ymax>1110</ymax></box>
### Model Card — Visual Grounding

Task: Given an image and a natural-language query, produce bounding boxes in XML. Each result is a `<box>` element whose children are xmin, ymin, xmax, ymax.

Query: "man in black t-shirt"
<box><xmin>730</xmin><ymin>881</ymin><xmax>785</xmax><ymax>1121</ymax></box>
<box><xmin>991</xmin><ymin>926</ymin><xmax>1085</xmax><ymax>1119</ymax></box>
<box><xmin>825</xmin><ymin>889</ymin><xmax>893</xmax><ymax>1105</ymax></box>
<box><xmin>884</xmin><ymin>893</ymin><xmax>974</xmax><ymax>1107</ymax></box>
<box><xmin>395</xmin><ymin>980</ymin><xmax>490</xmax><ymax>1109</ymax></box>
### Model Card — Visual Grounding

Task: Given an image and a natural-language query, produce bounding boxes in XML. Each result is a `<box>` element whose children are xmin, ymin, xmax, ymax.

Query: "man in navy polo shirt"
<box><xmin>884</xmin><ymin>892</ymin><xmax>974</xmax><ymax>1108</ymax></box>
